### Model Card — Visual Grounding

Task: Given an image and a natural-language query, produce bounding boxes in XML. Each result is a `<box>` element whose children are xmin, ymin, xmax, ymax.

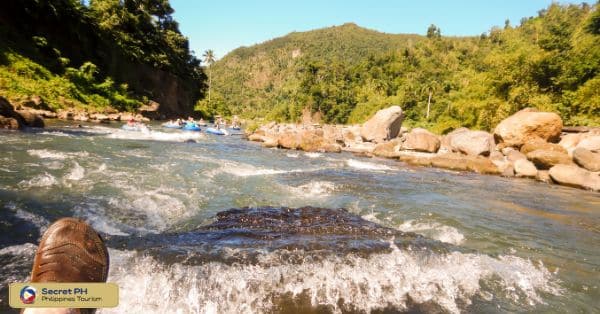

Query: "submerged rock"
<box><xmin>549</xmin><ymin>164</ymin><xmax>600</xmax><ymax>191</ymax></box>
<box><xmin>360</xmin><ymin>106</ymin><xmax>404</xmax><ymax>143</ymax></box>
<box><xmin>493</xmin><ymin>108</ymin><xmax>562</xmax><ymax>147</ymax></box>
<box><xmin>0</xmin><ymin>116</ymin><xmax>20</xmax><ymax>129</ymax></box>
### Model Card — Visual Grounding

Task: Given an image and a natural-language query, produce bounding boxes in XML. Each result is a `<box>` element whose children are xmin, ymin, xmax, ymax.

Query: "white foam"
<box><xmin>347</xmin><ymin>159</ymin><xmax>393</xmax><ymax>171</ymax></box>
<box><xmin>213</xmin><ymin>160</ymin><xmax>305</xmax><ymax>177</ymax></box>
<box><xmin>18</xmin><ymin>172</ymin><xmax>58</xmax><ymax>188</ymax></box>
<box><xmin>290</xmin><ymin>181</ymin><xmax>336</xmax><ymax>198</ymax></box>
<box><xmin>398</xmin><ymin>220</ymin><xmax>465</xmax><ymax>245</ymax></box>
<box><xmin>304</xmin><ymin>152</ymin><xmax>322</xmax><ymax>158</ymax></box>
<box><xmin>27</xmin><ymin>149</ymin><xmax>68</xmax><ymax>160</ymax></box>
<box><xmin>286</xmin><ymin>153</ymin><xmax>299</xmax><ymax>158</ymax></box>
<box><xmin>0</xmin><ymin>243</ymin><xmax>37</xmax><ymax>255</ymax></box>
<box><xmin>65</xmin><ymin>162</ymin><xmax>85</xmax><ymax>181</ymax></box>
<box><xmin>107</xmin><ymin>129</ymin><xmax>205</xmax><ymax>142</ymax></box>
<box><xmin>103</xmin><ymin>243</ymin><xmax>560</xmax><ymax>314</ymax></box>
<box><xmin>40</xmin><ymin>131</ymin><xmax>72</xmax><ymax>137</ymax></box>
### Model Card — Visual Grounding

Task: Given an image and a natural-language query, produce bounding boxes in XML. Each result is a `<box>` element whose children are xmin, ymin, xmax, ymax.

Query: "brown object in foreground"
<box><xmin>30</xmin><ymin>218</ymin><xmax>109</xmax><ymax>283</ymax></box>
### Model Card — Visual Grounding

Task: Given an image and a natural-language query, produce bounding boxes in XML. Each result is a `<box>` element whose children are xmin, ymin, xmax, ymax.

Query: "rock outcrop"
<box><xmin>360</xmin><ymin>106</ymin><xmax>404</xmax><ymax>143</ymax></box>
<box><xmin>514</xmin><ymin>159</ymin><xmax>538</xmax><ymax>178</ymax></box>
<box><xmin>494</xmin><ymin>109</ymin><xmax>562</xmax><ymax>147</ymax></box>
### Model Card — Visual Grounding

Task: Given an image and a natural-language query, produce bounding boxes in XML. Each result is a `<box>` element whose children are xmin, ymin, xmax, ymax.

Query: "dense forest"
<box><xmin>205</xmin><ymin>2</ymin><xmax>600</xmax><ymax>132</ymax></box>
<box><xmin>0</xmin><ymin>0</ymin><xmax>205</xmax><ymax>116</ymax></box>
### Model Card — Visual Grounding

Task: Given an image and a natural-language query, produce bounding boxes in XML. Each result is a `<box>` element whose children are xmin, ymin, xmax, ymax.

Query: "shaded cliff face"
<box><xmin>0</xmin><ymin>0</ymin><xmax>205</xmax><ymax>117</ymax></box>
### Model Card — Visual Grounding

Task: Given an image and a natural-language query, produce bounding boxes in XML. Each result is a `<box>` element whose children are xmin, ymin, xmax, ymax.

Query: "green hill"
<box><xmin>205</xmin><ymin>3</ymin><xmax>600</xmax><ymax>132</ymax></box>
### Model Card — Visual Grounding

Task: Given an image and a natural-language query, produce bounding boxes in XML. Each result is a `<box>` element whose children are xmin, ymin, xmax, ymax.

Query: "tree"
<box><xmin>426</xmin><ymin>24</ymin><xmax>441</xmax><ymax>39</ymax></box>
<box><xmin>202</xmin><ymin>49</ymin><xmax>216</xmax><ymax>102</ymax></box>
<box><xmin>421</xmin><ymin>81</ymin><xmax>438</xmax><ymax>120</ymax></box>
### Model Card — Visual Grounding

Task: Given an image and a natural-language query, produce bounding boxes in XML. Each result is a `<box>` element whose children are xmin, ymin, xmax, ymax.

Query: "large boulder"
<box><xmin>277</xmin><ymin>131</ymin><xmax>302</xmax><ymax>150</ymax></box>
<box><xmin>402</xmin><ymin>128</ymin><xmax>440</xmax><ymax>153</ymax></box>
<box><xmin>493</xmin><ymin>108</ymin><xmax>563</xmax><ymax>147</ymax></box>
<box><xmin>360</xmin><ymin>106</ymin><xmax>404</xmax><ymax>143</ymax></box>
<box><xmin>342</xmin><ymin>125</ymin><xmax>363</xmax><ymax>145</ymax></box>
<box><xmin>559</xmin><ymin>133</ymin><xmax>584</xmax><ymax>154</ymax></box>
<box><xmin>549</xmin><ymin>164</ymin><xmax>600</xmax><ymax>191</ymax></box>
<box><xmin>573</xmin><ymin>148</ymin><xmax>600</xmax><ymax>172</ymax></box>
<box><xmin>449</xmin><ymin>130</ymin><xmax>494</xmax><ymax>156</ymax></box>
<box><xmin>342</xmin><ymin>142</ymin><xmax>376</xmax><ymax>154</ymax></box>
<box><xmin>514</xmin><ymin>159</ymin><xmax>538</xmax><ymax>178</ymax></box>
<box><xmin>526</xmin><ymin>150</ymin><xmax>573</xmax><ymax>170</ymax></box>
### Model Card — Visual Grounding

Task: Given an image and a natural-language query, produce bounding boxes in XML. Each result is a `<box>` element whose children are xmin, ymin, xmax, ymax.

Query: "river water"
<box><xmin>0</xmin><ymin>121</ymin><xmax>598</xmax><ymax>313</ymax></box>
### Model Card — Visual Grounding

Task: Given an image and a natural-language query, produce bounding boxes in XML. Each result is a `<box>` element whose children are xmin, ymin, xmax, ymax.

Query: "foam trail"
<box><xmin>27</xmin><ymin>149</ymin><xmax>68</xmax><ymax>160</ymax></box>
<box><xmin>65</xmin><ymin>162</ymin><xmax>85</xmax><ymax>181</ymax></box>
<box><xmin>290</xmin><ymin>181</ymin><xmax>336</xmax><ymax>198</ymax></box>
<box><xmin>304</xmin><ymin>152</ymin><xmax>322</xmax><ymax>158</ymax></box>
<box><xmin>347</xmin><ymin>159</ymin><xmax>393</xmax><ymax>171</ymax></box>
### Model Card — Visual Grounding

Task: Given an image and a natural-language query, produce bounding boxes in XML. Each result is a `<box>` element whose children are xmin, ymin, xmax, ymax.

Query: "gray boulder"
<box><xmin>360</xmin><ymin>106</ymin><xmax>404</xmax><ymax>143</ymax></box>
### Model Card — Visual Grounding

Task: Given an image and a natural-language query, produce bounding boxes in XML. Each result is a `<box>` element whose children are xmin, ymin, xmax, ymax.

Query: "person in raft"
<box><xmin>21</xmin><ymin>218</ymin><xmax>109</xmax><ymax>314</ymax></box>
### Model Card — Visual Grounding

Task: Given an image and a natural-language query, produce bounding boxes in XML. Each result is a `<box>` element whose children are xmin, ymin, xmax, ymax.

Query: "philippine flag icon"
<box><xmin>20</xmin><ymin>286</ymin><xmax>36</xmax><ymax>304</ymax></box>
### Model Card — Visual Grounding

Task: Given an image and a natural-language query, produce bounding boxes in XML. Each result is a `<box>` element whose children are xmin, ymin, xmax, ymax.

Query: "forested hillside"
<box><xmin>0</xmin><ymin>0</ymin><xmax>205</xmax><ymax>116</ymax></box>
<box><xmin>206</xmin><ymin>3</ymin><xmax>600</xmax><ymax>132</ymax></box>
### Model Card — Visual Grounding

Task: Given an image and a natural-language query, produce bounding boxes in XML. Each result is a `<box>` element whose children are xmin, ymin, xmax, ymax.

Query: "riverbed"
<box><xmin>0</xmin><ymin>121</ymin><xmax>599</xmax><ymax>313</ymax></box>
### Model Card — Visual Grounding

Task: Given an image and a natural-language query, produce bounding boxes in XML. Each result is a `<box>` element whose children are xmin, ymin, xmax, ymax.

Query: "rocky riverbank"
<box><xmin>247</xmin><ymin>106</ymin><xmax>600</xmax><ymax>192</ymax></box>
<box><xmin>0</xmin><ymin>95</ymin><xmax>158</xmax><ymax>129</ymax></box>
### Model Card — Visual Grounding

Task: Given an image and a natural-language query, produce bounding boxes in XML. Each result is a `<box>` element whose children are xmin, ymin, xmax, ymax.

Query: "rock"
<box><xmin>573</xmin><ymin>148</ymin><xmax>600</xmax><ymax>172</ymax></box>
<box><xmin>449</xmin><ymin>130</ymin><xmax>494</xmax><ymax>156</ymax></box>
<box><xmin>277</xmin><ymin>132</ymin><xmax>301</xmax><ymax>150</ymax></box>
<box><xmin>559</xmin><ymin>133</ymin><xmax>583</xmax><ymax>154</ymax></box>
<box><xmin>373</xmin><ymin>139</ymin><xmax>403</xmax><ymax>158</ymax></box>
<box><xmin>428</xmin><ymin>153</ymin><xmax>499</xmax><ymax>174</ymax></box>
<box><xmin>576</xmin><ymin>136</ymin><xmax>600</xmax><ymax>152</ymax></box>
<box><xmin>342</xmin><ymin>125</ymin><xmax>363</xmax><ymax>145</ymax></box>
<box><xmin>360</xmin><ymin>106</ymin><xmax>404</xmax><ymax>143</ymax></box>
<box><xmin>520</xmin><ymin>139</ymin><xmax>567</xmax><ymax>155</ymax></box>
<box><xmin>16</xmin><ymin>110</ymin><xmax>44</xmax><ymax>127</ymax></box>
<box><xmin>402</xmin><ymin>128</ymin><xmax>440</xmax><ymax>153</ymax></box>
<box><xmin>549</xmin><ymin>164</ymin><xmax>600</xmax><ymax>191</ymax></box>
<box><xmin>536</xmin><ymin>170</ymin><xmax>552</xmax><ymax>183</ymax></box>
<box><xmin>73</xmin><ymin>112</ymin><xmax>90</xmax><ymax>122</ymax></box>
<box><xmin>506</xmin><ymin>150</ymin><xmax>527</xmax><ymax>162</ymax></box>
<box><xmin>514</xmin><ymin>159</ymin><xmax>538</xmax><ymax>178</ymax></box>
<box><xmin>107</xmin><ymin>113</ymin><xmax>121</xmax><ymax>121</ymax></box>
<box><xmin>138</xmin><ymin>100</ymin><xmax>161</xmax><ymax>119</ymax></box>
<box><xmin>526</xmin><ymin>149</ymin><xmax>573</xmax><ymax>170</ymax></box>
<box><xmin>342</xmin><ymin>142</ymin><xmax>376</xmax><ymax>154</ymax></box>
<box><xmin>0</xmin><ymin>97</ymin><xmax>25</xmax><ymax>128</ymax></box>
<box><xmin>20</xmin><ymin>95</ymin><xmax>51</xmax><ymax>111</ymax></box>
<box><xmin>0</xmin><ymin>116</ymin><xmax>20</xmax><ymax>129</ymax></box>
<box><xmin>440</xmin><ymin>127</ymin><xmax>469</xmax><ymax>153</ymax></box>
<box><xmin>248</xmin><ymin>133</ymin><xmax>266</xmax><ymax>142</ymax></box>
<box><xmin>493</xmin><ymin>108</ymin><xmax>563</xmax><ymax>147</ymax></box>
<box><xmin>500</xmin><ymin>163</ymin><xmax>515</xmax><ymax>177</ymax></box>
<box><xmin>322</xmin><ymin>125</ymin><xmax>344</xmax><ymax>144</ymax></box>
<box><xmin>119</xmin><ymin>113</ymin><xmax>135</xmax><ymax>121</ymax></box>
<box><xmin>261</xmin><ymin>137</ymin><xmax>279</xmax><ymax>148</ymax></box>
<box><xmin>90</xmin><ymin>113</ymin><xmax>110</xmax><ymax>122</ymax></box>
<box><xmin>57</xmin><ymin>110</ymin><xmax>74</xmax><ymax>120</ymax></box>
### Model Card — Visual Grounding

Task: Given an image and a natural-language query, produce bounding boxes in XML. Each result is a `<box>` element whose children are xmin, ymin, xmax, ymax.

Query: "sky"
<box><xmin>170</xmin><ymin>0</ymin><xmax>587</xmax><ymax>62</ymax></box>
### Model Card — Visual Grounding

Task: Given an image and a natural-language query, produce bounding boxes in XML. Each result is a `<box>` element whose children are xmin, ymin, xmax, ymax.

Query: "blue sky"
<box><xmin>170</xmin><ymin>0</ymin><xmax>587</xmax><ymax>62</ymax></box>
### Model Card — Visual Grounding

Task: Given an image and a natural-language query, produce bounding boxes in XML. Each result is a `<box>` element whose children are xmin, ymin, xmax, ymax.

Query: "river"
<box><xmin>0</xmin><ymin>121</ymin><xmax>599</xmax><ymax>313</ymax></box>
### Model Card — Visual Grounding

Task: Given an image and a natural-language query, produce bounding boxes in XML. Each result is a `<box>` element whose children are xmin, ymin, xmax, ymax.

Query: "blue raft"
<box><xmin>182</xmin><ymin>124</ymin><xmax>201</xmax><ymax>131</ymax></box>
<box><xmin>205</xmin><ymin>127</ymin><xmax>227</xmax><ymax>135</ymax></box>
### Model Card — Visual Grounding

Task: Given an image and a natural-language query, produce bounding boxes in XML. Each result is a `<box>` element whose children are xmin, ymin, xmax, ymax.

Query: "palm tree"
<box><xmin>202</xmin><ymin>50</ymin><xmax>216</xmax><ymax>102</ymax></box>
<box><xmin>421</xmin><ymin>81</ymin><xmax>438</xmax><ymax>120</ymax></box>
